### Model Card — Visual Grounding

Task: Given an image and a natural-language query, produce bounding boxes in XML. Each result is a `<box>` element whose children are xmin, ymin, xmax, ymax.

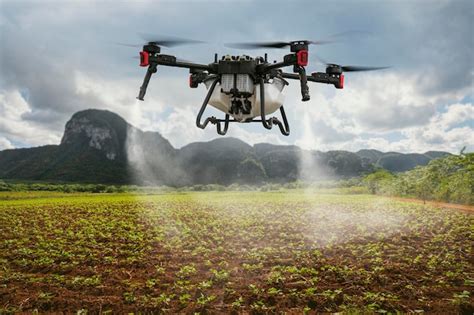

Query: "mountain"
<box><xmin>0</xmin><ymin>109</ymin><xmax>451</xmax><ymax>185</ymax></box>
<box><xmin>356</xmin><ymin>149</ymin><xmax>384</xmax><ymax>164</ymax></box>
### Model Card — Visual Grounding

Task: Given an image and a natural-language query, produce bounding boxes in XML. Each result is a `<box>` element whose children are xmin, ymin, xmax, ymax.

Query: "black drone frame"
<box><xmin>137</xmin><ymin>41</ymin><xmax>344</xmax><ymax>136</ymax></box>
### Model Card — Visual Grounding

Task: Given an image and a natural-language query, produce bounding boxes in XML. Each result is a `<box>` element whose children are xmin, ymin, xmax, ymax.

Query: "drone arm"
<box><xmin>149</xmin><ymin>55</ymin><xmax>212</xmax><ymax>72</ymax></box>
<box><xmin>258</xmin><ymin>54</ymin><xmax>297</xmax><ymax>73</ymax></box>
<box><xmin>259</xmin><ymin>60</ymin><xmax>293</xmax><ymax>72</ymax></box>
<box><xmin>137</xmin><ymin>55</ymin><xmax>213</xmax><ymax>100</ymax></box>
<box><xmin>281</xmin><ymin>72</ymin><xmax>341</xmax><ymax>88</ymax></box>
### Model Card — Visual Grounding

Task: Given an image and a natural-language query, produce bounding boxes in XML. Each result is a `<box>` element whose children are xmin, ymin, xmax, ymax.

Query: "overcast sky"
<box><xmin>0</xmin><ymin>0</ymin><xmax>473</xmax><ymax>153</ymax></box>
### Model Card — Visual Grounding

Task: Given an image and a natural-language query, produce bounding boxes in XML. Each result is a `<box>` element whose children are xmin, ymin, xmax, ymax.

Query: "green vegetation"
<box><xmin>1</xmin><ymin>152</ymin><xmax>471</xmax><ymax>205</ymax></box>
<box><xmin>361</xmin><ymin>153</ymin><xmax>473</xmax><ymax>205</ymax></box>
<box><xmin>0</xmin><ymin>191</ymin><xmax>472</xmax><ymax>313</ymax></box>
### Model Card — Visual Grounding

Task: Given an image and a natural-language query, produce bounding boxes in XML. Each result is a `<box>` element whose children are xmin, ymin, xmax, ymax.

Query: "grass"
<box><xmin>0</xmin><ymin>190</ymin><xmax>473</xmax><ymax>313</ymax></box>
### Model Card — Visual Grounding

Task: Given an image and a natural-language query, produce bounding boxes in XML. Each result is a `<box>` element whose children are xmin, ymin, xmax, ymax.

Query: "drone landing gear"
<box><xmin>196</xmin><ymin>79</ymin><xmax>230</xmax><ymax>135</ymax></box>
<box><xmin>258</xmin><ymin>78</ymin><xmax>290</xmax><ymax>136</ymax></box>
<box><xmin>196</xmin><ymin>78</ymin><xmax>290</xmax><ymax>136</ymax></box>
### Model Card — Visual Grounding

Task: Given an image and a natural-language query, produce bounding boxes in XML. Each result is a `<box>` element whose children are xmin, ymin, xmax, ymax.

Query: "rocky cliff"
<box><xmin>0</xmin><ymin>109</ymin><xmax>451</xmax><ymax>185</ymax></box>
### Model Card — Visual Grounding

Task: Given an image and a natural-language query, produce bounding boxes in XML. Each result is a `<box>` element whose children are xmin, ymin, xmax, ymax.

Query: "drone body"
<box><xmin>203</xmin><ymin>55</ymin><xmax>287</xmax><ymax>122</ymax></box>
<box><xmin>131</xmin><ymin>37</ymin><xmax>387</xmax><ymax>136</ymax></box>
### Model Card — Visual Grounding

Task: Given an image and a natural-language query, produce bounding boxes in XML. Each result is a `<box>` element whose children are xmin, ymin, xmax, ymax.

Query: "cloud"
<box><xmin>0</xmin><ymin>137</ymin><xmax>14</xmax><ymax>150</ymax></box>
<box><xmin>400</xmin><ymin>103</ymin><xmax>474</xmax><ymax>152</ymax></box>
<box><xmin>0</xmin><ymin>89</ymin><xmax>62</xmax><ymax>147</ymax></box>
<box><xmin>0</xmin><ymin>0</ymin><xmax>472</xmax><ymax>154</ymax></box>
<box><xmin>432</xmin><ymin>103</ymin><xmax>474</xmax><ymax>129</ymax></box>
<box><xmin>295</xmin><ymin>100</ymin><xmax>474</xmax><ymax>153</ymax></box>
<box><xmin>328</xmin><ymin>72</ymin><xmax>447</xmax><ymax>131</ymax></box>
<box><xmin>292</xmin><ymin>71</ymin><xmax>473</xmax><ymax>153</ymax></box>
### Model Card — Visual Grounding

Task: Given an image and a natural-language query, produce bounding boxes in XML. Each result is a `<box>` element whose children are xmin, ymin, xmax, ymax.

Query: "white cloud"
<box><xmin>293</xmin><ymin>72</ymin><xmax>473</xmax><ymax>153</ymax></box>
<box><xmin>1</xmin><ymin>0</ymin><xmax>473</xmax><ymax>154</ymax></box>
<box><xmin>0</xmin><ymin>89</ymin><xmax>62</xmax><ymax>147</ymax></box>
<box><xmin>399</xmin><ymin>103</ymin><xmax>474</xmax><ymax>153</ymax></box>
<box><xmin>432</xmin><ymin>103</ymin><xmax>474</xmax><ymax>129</ymax></box>
<box><xmin>0</xmin><ymin>137</ymin><xmax>13</xmax><ymax>150</ymax></box>
<box><xmin>1</xmin><ymin>69</ymin><xmax>472</xmax><ymax>154</ymax></box>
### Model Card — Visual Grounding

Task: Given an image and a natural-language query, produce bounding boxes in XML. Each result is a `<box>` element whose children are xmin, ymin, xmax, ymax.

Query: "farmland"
<box><xmin>0</xmin><ymin>191</ymin><xmax>473</xmax><ymax>313</ymax></box>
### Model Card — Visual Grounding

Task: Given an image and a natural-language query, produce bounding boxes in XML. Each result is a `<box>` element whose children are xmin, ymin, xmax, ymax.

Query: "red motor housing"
<box><xmin>296</xmin><ymin>50</ymin><xmax>308</xmax><ymax>67</ymax></box>
<box><xmin>189</xmin><ymin>74</ymin><xmax>198</xmax><ymax>88</ymax></box>
<box><xmin>336</xmin><ymin>74</ymin><xmax>344</xmax><ymax>89</ymax></box>
<box><xmin>139</xmin><ymin>51</ymin><xmax>149</xmax><ymax>67</ymax></box>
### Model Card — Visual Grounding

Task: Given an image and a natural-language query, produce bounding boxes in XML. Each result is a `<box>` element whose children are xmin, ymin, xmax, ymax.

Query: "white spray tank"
<box><xmin>203</xmin><ymin>76</ymin><xmax>287</xmax><ymax>122</ymax></box>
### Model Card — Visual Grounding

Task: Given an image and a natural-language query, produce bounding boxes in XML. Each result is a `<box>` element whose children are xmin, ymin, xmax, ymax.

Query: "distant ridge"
<box><xmin>0</xmin><ymin>109</ymin><xmax>451</xmax><ymax>185</ymax></box>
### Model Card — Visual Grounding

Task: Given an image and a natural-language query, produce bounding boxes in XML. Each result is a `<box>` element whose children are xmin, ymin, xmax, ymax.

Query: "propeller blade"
<box><xmin>139</xmin><ymin>33</ymin><xmax>205</xmax><ymax>47</ymax></box>
<box><xmin>341</xmin><ymin>65</ymin><xmax>390</xmax><ymax>72</ymax></box>
<box><xmin>225</xmin><ymin>41</ymin><xmax>292</xmax><ymax>49</ymax></box>
<box><xmin>224</xmin><ymin>40</ymin><xmax>333</xmax><ymax>49</ymax></box>
<box><xmin>307</xmin><ymin>39</ymin><xmax>336</xmax><ymax>45</ymax></box>
<box><xmin>116</xmin><ymin>42</ymin><xmax>142</xmax><ymax>48</ymax></box>
<box><xmin>314</xmin><ymin>55</ymin><xmax>390</xmax><ymax>72</ymax></box>
<box><xmin>117</xmin><ymin>34</ymin><xmax>205</xmax><ymax>49</ymax></box>
<box><xmin>225</xmin><ymin>30</ymin><xmax>369</xmax><ymax>50</ymax></box>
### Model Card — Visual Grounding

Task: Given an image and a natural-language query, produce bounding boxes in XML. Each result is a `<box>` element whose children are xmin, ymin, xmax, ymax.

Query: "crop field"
<box><xmin>0</xmin><ymin>191</ymin><xmax>473</xmax><ymax>313</ymax></box>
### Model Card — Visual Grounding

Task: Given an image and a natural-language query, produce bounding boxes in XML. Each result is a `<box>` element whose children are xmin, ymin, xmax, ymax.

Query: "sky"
<box><xmin>0</xmin><ymin>0</ymin><xmax>473</xmax><ymax>153</ymax></box>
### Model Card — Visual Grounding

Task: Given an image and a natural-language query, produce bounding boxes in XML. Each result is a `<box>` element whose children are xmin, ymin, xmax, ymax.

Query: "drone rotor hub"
<box><xmin>290</xmin><ymin>41</ymin><xmax>309</xmax><ymax>53</ymax></box>
<box><xmin>326</xmin><ymin>64</ymin><xmax>343</xmax><ymax>75</ymax></box>
<box><xmin>143</xmin><ymin>43</ymin><xmax>161</xmax><ymax>54</ymax></box>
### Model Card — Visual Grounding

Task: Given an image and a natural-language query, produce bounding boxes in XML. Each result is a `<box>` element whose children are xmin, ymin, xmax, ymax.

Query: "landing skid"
<box><xmin>196</xmin><ymin>78</ymin><xmax>290</xmax><ymax>136</ymax></box>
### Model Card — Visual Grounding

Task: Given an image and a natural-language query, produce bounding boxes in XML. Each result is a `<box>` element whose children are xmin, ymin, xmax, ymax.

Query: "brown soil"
<box><xmin>1</xmin><ymin>193</ymin><xmax>473</xmax><ymax>313</ymax></box>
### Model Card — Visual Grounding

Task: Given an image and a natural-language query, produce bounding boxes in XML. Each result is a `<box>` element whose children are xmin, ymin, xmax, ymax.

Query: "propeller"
<box><xmin>224</xmin><ymin>39</ymin><xmax>333</xmax><ymax>49</ymax></box>
<box><xmin>315</xmin><ymin>55</ymin><xmax>389</xmax><ymax>73</ymax></box>
<box><xmin>333</xmin><ymin>65</ymin><xmax>390</xmax><ymax>72</ymax></box>
<box><xmin>116</xmin><ymin>34</ymin><xmax>205</xmax><ymax>48</ymax></box>
<box><xmin>224</xmin><ymin>31</ymin><xmax>371</xmax><ymax>49</ymax></box>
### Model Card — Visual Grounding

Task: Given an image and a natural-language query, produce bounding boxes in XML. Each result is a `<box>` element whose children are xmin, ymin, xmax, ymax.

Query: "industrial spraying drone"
<box><xmin>121</xmin><ymin>34</ymin><xmax>388</xmax><ymax>136</ymax></box>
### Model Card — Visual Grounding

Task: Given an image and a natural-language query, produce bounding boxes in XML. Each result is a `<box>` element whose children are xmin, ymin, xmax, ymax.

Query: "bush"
<box><xmin>361</xmin><ymin>153</ymin><xmax>473</xmax><ymax>205</ymax></box>
<box><xmin>362</xmin><ymin>169</ymin><xmax>394</xmax><ymax>194</ymax></box>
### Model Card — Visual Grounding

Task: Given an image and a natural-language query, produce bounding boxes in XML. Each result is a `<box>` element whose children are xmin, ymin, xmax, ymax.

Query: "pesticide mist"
<box><xmin>125</xmin><ymin>100</ymin><xmax>188</xmax><ymax>186</ymax></box>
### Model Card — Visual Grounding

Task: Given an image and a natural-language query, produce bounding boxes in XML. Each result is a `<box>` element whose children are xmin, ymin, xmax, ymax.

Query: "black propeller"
<box><xmin>225</xmin><ymin>31</ymin><xmax>371</xmax><ymax>49</ymax></box>
<box><xmin>333</xmin><ymin>64</ymin><xmax>390</xmax><ymax>72</ymax></box>
<box><xmin>225</xmin><ymin>39</ymin><xmax>333</xmax><ymax>49</ymax></box>
<box><xmin>117</xmin><ymin>34</ymin><xmax>205</xmax><ymax>48</ymax></box>
<box><xmin>315</xmin><ymin>55</ymin><xmax>389</xmax><ymax>73</ymax></box>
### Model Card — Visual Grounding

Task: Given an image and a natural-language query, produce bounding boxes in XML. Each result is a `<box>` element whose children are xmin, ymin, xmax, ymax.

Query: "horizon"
<box><xmin>0</xmin><ymin>0</ymin><xmax>473</xmax><ymax>154</ymax></box>
<box><xmin>0</xmin><ymin>108</ymin><xmax>462</xmax><ymax>155</ymax></box>
<box><xmin>0</xmin><ymin>107</ymin><xmax>460</xmax><ymax>155</ymax></box>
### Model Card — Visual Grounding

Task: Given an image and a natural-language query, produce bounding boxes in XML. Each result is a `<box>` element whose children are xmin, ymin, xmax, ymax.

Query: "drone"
<box><xmin>122</xmin><ymin>34</ymin><xmax>388</xmax><ymax>136</ymax></box>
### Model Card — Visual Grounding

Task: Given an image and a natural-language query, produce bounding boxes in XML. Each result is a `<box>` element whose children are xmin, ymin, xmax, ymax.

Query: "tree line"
<box><xmin>362</xmin><ymin>152</ymin><xmax>473</xmax><ymax>205</ymax></box>
<box><xmin>1</xmin><ymin>153</ymin><xmax>471</xmax><ymax>205</ymax></box>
